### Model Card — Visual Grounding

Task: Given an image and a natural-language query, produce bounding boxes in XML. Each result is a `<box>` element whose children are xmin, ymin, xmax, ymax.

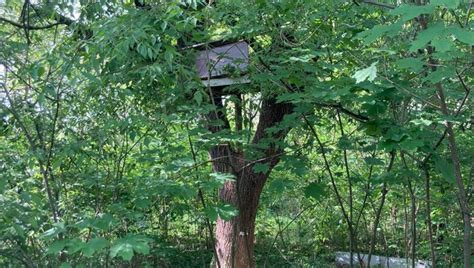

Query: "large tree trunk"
<box><xmin>207</xmin><ymin>93</ymin><xmax>293</xmax><ymax>267</ymax></box>
<box><xmin>214</xmin><ymin>172</ymin><xmax>265</xmax><ymax>267</ymax></box>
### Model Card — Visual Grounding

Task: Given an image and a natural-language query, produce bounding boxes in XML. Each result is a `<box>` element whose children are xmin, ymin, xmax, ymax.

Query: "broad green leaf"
<box><xmin>253</xmin><ymin>163</ymin><xmax>270</xmax><ymax>174</ymax></box>
<box><xmin>194</xmin><ymin>90</ymin><xmax>203</xmax><ymax>106</ymax></box>
<box><xmin>409</xmin><ymin>22</ymin><xmax>446</xmax><ymax>52</ymax></box>
<box><xmin>165</xmin><ymin>49</ymin><xmax>174</xmax><ymax>68</ymax></box>
<box><xmin>411</xmin><ymin>118</ymin><xmax>433</xmax><ymax>126</ymax></box>
<box><xmin>399</xmin><ymin>138</ymin><xmax>424</xmax><ymax>150</ymax></box>
<box><xmin>110</xmin><ymin>236</ymin><xmax>151</xmax><ymax>261</ymax></box>
<box><xmin>432</xmin><ymin>37</ymin><xmax>454</xmax><ymax>52</ymax></box>
<box><xmin>363</xmin><ymin>157</ymin><xmax>385</xmax><ymax>166</ymax></box>
<box><xmin>204</xmin><ymin>203</ymin><xmax>238</xmax><ymax>221</ymax></box>
<box><xmin>83</xmin><ymin>238</ymin><xmax>109</xmax><ymax>257</ymax></box>
<box><xmin>431</xmin><ymin>0</ymin><xmax>460</xmax><ymax>9</ymax></box>
<box><xmin>46</xmin><ymin>240</ymin><xmax>67</xmax><ymax>255</ymax></box>
<box><xmin>134</xmin><ymin>198</ymin><xmax>151</xmax><ymax>209</ymax></box>
<box><xmin>201</xmin><ymin>172</ymin><xmax>235</xmax><ymax>191</ymax></box>
<box><xmin>41</xmin><ymin>222</ymin><xmax>65</xmax><ymax>239</ymax></box>
<box><xmin>209</xmin><ymin>172</ymin><xmax>235</xmax><ymax>183</ymax></box>
<box><xmin>450</xmin><ymin>27</ymin><xmax>474</xmax><ymax>45</ymax></box>
<box><xmin>434</xmin><ymin>156</ymin><xmax>455</xmax><ymax>184</ymax></box>
<box><xmin>110</xmin><ymin>243</ymin><xmax>134</xmax><ymax>261</ymax></box>
<box><xmin>390</xmin><ymin>4</ymin><xmax>436</xmax><ymax>22</ymax></box>
<box><xmin>93</xmin><ymin>214</ymin><xmax>117</xmax><ymax>230</ymax></box>
<box><xmin>268</xmin><ymin>178</ymin><xmax>293</xmax><ymax>194</ymax></box>
<box><xmin>352</xmin><ymin>62</ymin><xmax>378</xmax><ymax>84</ymax></box>
<box><xmin>67</xmin><ymin>239</ymin><xmax>86</xmax><ymax>254</ymax></box>
<box><xmin>395</xmin><ymin>58</ymin><xmax>424</xmax><ymax>72</ymax></box>
<box><xmin>304</xmin><ymin>182</ymin><xmax>327</xmax><ymax>200</ymax></box>
<box><xmin>423</xmin><ymin>68</ymin><xmax>455</xmax><ymax>83</ymax></box>
<box><xmin>287</xmin><ymin>51</ymin><xmax>323</xmax><ymax>63</ymax></box>
<box><xmin>357</xmin><ymin>21</ymin><xmax>404</xmax><ymax>44</ymax></box>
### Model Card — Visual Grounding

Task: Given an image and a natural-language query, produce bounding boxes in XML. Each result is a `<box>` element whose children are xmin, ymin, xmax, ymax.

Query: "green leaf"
<box><xmin>390</xmin><ymin>4</ymin><xmax>436</xmax><ymax>22</ymax></box>
<box><xmin>161</xmin><ymin>21</ymin><xmax>168</xmax><ymax>31</ymax></box>
<box><xmin>194</xmin><ymin>90</ymin><xmax>203</xmax><ymax>106</ymax></box>
<box><xmin>395</xmin><ymin>58</ymin><xmax>424</xmax><ymax>72</ymax></box>
<box><xmin>431</xmin><ymin>0</ymin><xmax>460</xmax><ymax>9</ymax></box>
<box><xmin>46</xmin><ymin>240</ymin><xmax>67</xmax><ymax>255</ymax></box>
<box><xmin>363</xmin><ymin>157</ymin><xmax>385</xmax><ymax>166</ymax></box>
<box><xmin>92</xmin><ymin>213</ymin><xmax>117</xmax><ymax>230</ymax></box>
<box><xmin>450</xmin><ymin>27</ymin><xmax>474</xmax><ymax>45</ymax></box>
<box><xmin>409</xmin><ymin>22</ymin><xmax>446</xmax><ymax>52</ymax></box>
<box><xmin>268</xmin><ymin>178</ymin><xmax>293</xmax><ymax>194</ymax></box>
<box><xmin>411</xmin><ymin>118</ymin><xmax>433</xmax><ymax>126</ymax></box>
<box><xmin>287</xmin><ymin>51</ymin><xmax>322</xmax><ymax>63</ymax></box>
<box><xmin>110</xmin><ymin>236</ymin><xmax>151</xmax><ymax>261</ymax></box>
<box><xmin>110</xmin><ymin>243</ymin><xmax>134</xmax><ymax>261</ymax></box>
<box><xmin>165</xmin><ymin>49</ymin><xmax>174</xmax><ymax>68</ymax></box>
<box><xmin>399</xmin><ymin>138</ymin><xmax>424</xmax><ymax>150</ymax></box>
<box><xmin>431</xmin><ymin>37</ymin><xmax>454</xmax><ymax>52</ymax></box>
<box><xmin>201</xmin><ymin>172</ymin><xmax>235</xmax><ymax>191</ymax></box>
<box><xmin>423</xmin><ymin>68</ymin><xmax>455</xmax><ymax>83</ymax></box>
<box><xmin>134</xmin><ymin>198</ymin><xmax>151</xmax><ymax>209</ymax></box>
<box><xmin>253</xmin><ymin>163</ymin><xmax>270</xmax><ymax>174</ymax></box>
<box><xmin>304</xmin><ymin>182</ymin><xmax>326</xmax><ymax>200</ymax></box>
<box><xmin>352</xmin><ymin>62</ymin><xmax>378</xmax><ymax>84</ymax></box>
<box><xmin>203</xmin><ymin>206</ymin><xmax>218</xmax><ymax>221</ymax></box>
<box><xmin>41</xmin><ymin>222</ymin><xmax>65</xmax><ymax>239</ymax></box>
<box><xmin>83</xmin><ymin>238</ymin><xmax>109</xmax><ymax>257</ymax></box>
<box><xmin>67</xmin><ymin>238</ymin><xmax>86</xmax><ymax>254</ymax></box>
<box><xmin>204</xmin><ymin>203</ymin><xmax>238</xmax><ymax>221</ymax></box>
<box><xmin>209</xmin><ymin>172</ymin><xmax>235</xmax><ymax>183</ymax></box>
<box><xmin>357</xmin><ymin>21</ymin><xmax>403</xmax><ymax>44</ymax></box>
<box><xmin>434</xmin><ymin>156</ymin><xmax>455</xmax><ymax>184</ymax></box>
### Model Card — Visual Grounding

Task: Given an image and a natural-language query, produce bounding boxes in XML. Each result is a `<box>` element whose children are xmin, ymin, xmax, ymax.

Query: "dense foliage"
<box><xmin>0</xmin><ymin>0</ymin><xmax>472</xmax><ymax>267</ymax></box>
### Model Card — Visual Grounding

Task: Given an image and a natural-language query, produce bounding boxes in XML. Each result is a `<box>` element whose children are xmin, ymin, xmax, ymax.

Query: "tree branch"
<box><xmin>357</xmin><ymin>0</ymin><xmax>396</xmax><ymax>9</ymax></box>
<box><xmin>0</xmin><ymin>16</ymin><xmax>63</xmax><ymax>30</ymax></box>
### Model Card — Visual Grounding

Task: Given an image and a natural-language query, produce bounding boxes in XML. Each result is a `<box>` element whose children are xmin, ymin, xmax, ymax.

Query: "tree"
<box><xmin>0</xmin><ymin>0</ymin><xmax>472</xmax><ymax>267</ymax></box>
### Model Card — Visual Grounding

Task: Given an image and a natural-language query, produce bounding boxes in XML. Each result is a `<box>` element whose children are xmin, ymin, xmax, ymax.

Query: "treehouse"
<box><xmin>195</xmin><ymin>40</ymin><xmax>250</xmax><ymax>87</ymax></box>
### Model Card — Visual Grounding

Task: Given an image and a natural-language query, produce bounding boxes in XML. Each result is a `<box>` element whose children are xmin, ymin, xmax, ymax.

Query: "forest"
<box><xmin>0</xmin><ymin>0</ymin><xmax>473</xmax><ymax>267</ymax></box>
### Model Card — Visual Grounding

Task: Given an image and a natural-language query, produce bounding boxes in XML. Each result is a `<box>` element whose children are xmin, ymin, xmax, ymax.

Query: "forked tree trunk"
<box><xmin>206</xmin><ymin>93</ymin><xmax>293</xmax><ymax>267</ymax></box>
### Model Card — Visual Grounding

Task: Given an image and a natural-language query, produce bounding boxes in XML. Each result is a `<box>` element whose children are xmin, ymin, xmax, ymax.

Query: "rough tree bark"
<box><xmin>206</xmin><ymin>91</ymin><xmax>293</xmax><ymax>267</ymax></box>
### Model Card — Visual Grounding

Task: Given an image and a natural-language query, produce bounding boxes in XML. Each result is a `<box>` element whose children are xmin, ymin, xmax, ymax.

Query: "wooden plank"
<box><xmin>201</xmin><ymin>75</ymin><xmax>250</xmax><ymax>87</ymax></box>
<box><xmin>195</xmin><ymin>41</ymin><xmax>249</xmax><ymax>79</ymax></box>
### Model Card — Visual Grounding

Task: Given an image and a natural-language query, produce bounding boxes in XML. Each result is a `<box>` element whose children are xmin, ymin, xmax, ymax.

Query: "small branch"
<box><xmin>456</xmin><ymin>69</ymin><xmax>472</xmax><ymax>94</ymax></box>
<box><xmin>0</xmin><ymin>17</ymin><xmax>63</xmax><ymax>30</ymax></box>
<box><xmin>263</xmin><ymin>205</ymin><xmax>313</xmax><ymax>267</ymax></box>
<box><xmin>420</xmin><ymin>70</ymin><xmax>471</xmax><ymax>166</ymax></box>
<box><xmin>303</xmin><ymin>115</ymin><xmax>351</xmax><ymax>231</ymax></box>
<box><xmin>465</xmin><ymin>0</ymin><xmax>474</xmax><ymax>27</ymax></box>
<box><xmin>358</xmin><ymin>0</ymin><xmax>396</xmax><ymax>9</ymax></box>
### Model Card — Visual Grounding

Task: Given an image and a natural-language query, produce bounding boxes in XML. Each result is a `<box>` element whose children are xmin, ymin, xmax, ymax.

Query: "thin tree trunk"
<box><xmin>404</xmin><ymin>193</ymin><xmax>409</xmax><ymax>265</ymax></box>
<box><xmin>407</xmin><ymin>180</ymin><xmax>416</xmax><ymax>268</ymax></box>
<box><xmin>423</xmin><ymin>167</ymin><xmax>436</xmax><ymax>267</ymax></box>
<box><xmin>367</xmin><ymin>152</ymin><xmax>395</xmax><ymax>267</ymax></box>
<box><xmin>337</xmin><ymin>112</ymin><xmax>355</xmax><ymax>267</ymax></box>
<box><xmin>435</xmin><ymin>84</ymin><xmax>471</xmax><ymax>268</ymax></box>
